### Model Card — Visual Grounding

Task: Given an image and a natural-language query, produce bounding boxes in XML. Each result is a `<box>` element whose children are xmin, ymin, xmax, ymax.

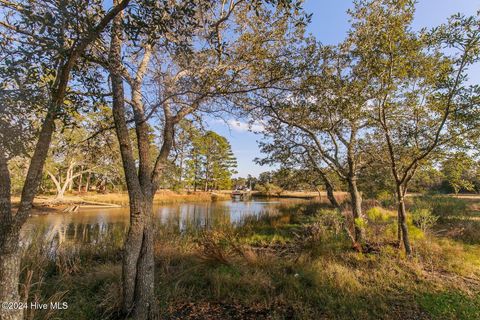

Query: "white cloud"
<box><xmin>227</xmin><ymin>119</ymin><xmax>265</xmax><ymax>133</ymax></box>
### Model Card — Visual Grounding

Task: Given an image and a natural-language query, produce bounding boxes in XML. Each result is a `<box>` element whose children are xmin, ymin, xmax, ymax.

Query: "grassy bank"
<box><xmin>20</xmin><ymin>197</ymin><xmax>480</xmax><ymax>319</ymax></box>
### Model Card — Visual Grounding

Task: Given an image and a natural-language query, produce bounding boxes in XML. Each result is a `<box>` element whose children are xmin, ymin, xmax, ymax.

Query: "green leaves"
<box><xmin>182</xmin><ymin>128</ymin><xmax>238</xmax><ymax>190</ymax></box>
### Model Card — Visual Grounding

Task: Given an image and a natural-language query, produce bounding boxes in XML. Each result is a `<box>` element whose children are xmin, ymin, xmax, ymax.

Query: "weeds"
<box><xmin>411</xmin><ymin>208</ymin><xmax>438</xmax><ymax>233</ymax></box>
<box><xmin>19</xmin><ymin>197</ymin><xmax>480</xmax><ymax>319</ymax></box>
<box><xmin>413</xmin><ymin>195</ymin><xmax>468</xmax><ymax>218</ymax></box>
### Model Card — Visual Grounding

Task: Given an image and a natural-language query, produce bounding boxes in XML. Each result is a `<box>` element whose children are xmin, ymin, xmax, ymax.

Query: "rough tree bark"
<box><xmin>347</xmin><ymin>176</ymin><xmax>364</xmax><ymax>244</ymax></box>
<box><xmin>0</xmin><ymin>111</ymin><xmax>55</xmax><ymax>320</ymax></box>
<box><xmin>396</xmin><ymin>185</ymin><xmax>411</xmax><ymax>254</ymax></box>
<box><xmin>0</xmin><ymin>146</ymin><xmax>22</xmax><ymax>320</ymax></box>
<box><xmin>109</xmin><ymin>6</ymin><xmax>159</xmax><ymax>318</ymax></box>
<box><xmin>324</xmin><ymin>178</ymin><xmax>340</xmax><ymax>209</ymax></box>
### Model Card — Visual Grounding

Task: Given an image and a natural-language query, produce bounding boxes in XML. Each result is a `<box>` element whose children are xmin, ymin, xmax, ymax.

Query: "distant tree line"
<box><xmin>247</xmin><ymin>152</ymin><xmax>480</xmax><ymax>197</ymax></box>
<box><xmin>8</xmin><ymin>118</ymin><xmax>238</xmax><ymax>198</ymax></box>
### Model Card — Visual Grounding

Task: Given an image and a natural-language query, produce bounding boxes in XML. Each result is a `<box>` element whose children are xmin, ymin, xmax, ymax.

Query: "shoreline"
<box><xmin>19</xmin><ymin>190</ymin><xmax>342</xmax><ymax>215</ymax></box>
<box><xmin>14</xmin><ymin>191</ymin><xmax>233</xmax><ymax>215</ymax></box>
<box><xmin>16</xmin><ymin>191</ymin><xmax>480</xmax><ymax>216</ymax></box>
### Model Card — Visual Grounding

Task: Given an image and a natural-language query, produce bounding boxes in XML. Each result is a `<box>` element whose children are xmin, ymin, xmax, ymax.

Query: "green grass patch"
<box><xmin>419</xmin><ymin>291</ymin><xmax>480</xmax><ymax>320</ymax></box>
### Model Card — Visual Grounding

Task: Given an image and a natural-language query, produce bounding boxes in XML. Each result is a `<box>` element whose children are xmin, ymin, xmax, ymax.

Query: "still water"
<box><xmin>23</xmin><ymin>198</ymin><xmax>303</xmax><ymax>247</ymax></box>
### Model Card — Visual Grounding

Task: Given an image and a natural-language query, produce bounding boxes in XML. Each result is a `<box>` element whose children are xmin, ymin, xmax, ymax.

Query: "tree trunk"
<box><xmin>57</xmin><ymin>189</ymin><xmax>65</xmax><ymax>200</ymax></box>
<box><xmin>0</xmin><ymin>110</ymin><xmax>57</xmax><ymax>320</ymax></box>
<box><xmin>316</xmin><ymin>187</ymin><xmax>323</xmax><ymax>201</ymax></box>
<box><xmin>122</xmin><ymin>197</ymin><xmax>156</xmax><ymax>319</ymax></box>
<box><xmin>396</xmin><ymin>185</ymin><xmax>411</xmax><ymax>255</ymax></box>
<box><xmin>0</xmin><ymin>4</ymin><xmax>130</xmax><ymax>316</ymax></box>
<box><xmin>86</xmin><ymin>172</ymin><xmax>91</xmax><ymax>191</ymax></box>
<box><xmin>324</xmin><ymin>178</ymin><xmax>340</xmax><ymax>209</ymax></box>
<box><xmin>193</xmin><ymin>167</ymin><xmax>197</xmax><ymax>192</ymax></box>
<box><xmin>109</xmin><ymin>3</ymin><xmax>157</xmax><ymax>317</ymax></box>
<box><xmin>68</xmin><ymin>176</ymin><xmax>73</xmax><ymax>192</ymax></box>
<box><xmin>0</xmin><ymin>153</ymin><xmax>23</xmax><ymax>320</ymax></box>
<box><xmin>78</xmin><ymin>168</ymin><xmax>83</xmax><ymax>192</ymax></box>
<box><xmin>178</xmin><ymin>154</ymin><xmax>184</xmax><ymax>189</ymax></box>
<box><xmin>204</xmin><ymin>168</ymin><xmax>208</xmax><ymax>192</ymax></box>
<box><xmin>0</xmin><ymin>233</ymin><xmax>23</xmax><ymax>320</ymax></box>
<box><xmin>347</xmin><ymin>177</ymin><xmax>364</xmax><ymax>244</ymax></box>
<box><xmin>310</xmin><ymin>156</ymin><xmax>340</xmax><ymax>209</ymax></box>
<box><xmin>47</xmin><ymin>161</ymin><xmax>83</xmax><ymax>200</ymax></box>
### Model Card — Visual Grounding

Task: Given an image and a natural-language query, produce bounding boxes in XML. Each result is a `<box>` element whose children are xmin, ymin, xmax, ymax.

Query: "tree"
<box><xmin>44</xmin><ymin>109</ymin><xmax>125</xmax><ymax>198</ymax></box>
<box><xmin>184</xmin><ymin>126</ymin><xmax>204</xmax><ymax>192</ymax></box>
<box><xmin>105</xmin><ymin>1</ymin><xmax>303</xmax><ymax>317</ymax></box>
<box><xmin>80</xmin><ymin>105</ymin><xmax>126</xmax><ymax>192</ymax></box>
<box><xmin>181</xmin><ymin>128</ymin><xmax>237</xmax><ymax>191</ymax></box>
<box><xmin>197</xmin><ymin>131</ymin><xmax>238</xmax><ymax>191</ymax></box>
<box><xmin>354</xmin><ymin>0</ymin><xmax>480</xmax><ymax>254</ymax></box>
<box><xmin>45</xmin><ymin>125</ymin><xmax>94</xmax><ymax>200</ymax></box>
<box><xmin>441</xmin><ymin>152</ymin><xmax>476</xmax><ymax>195</ymax></box>
<box><xmin>0</xmin><ymin>1</ymin><xmax>130</xmax><ymax>319</ymax></box>
<box><xmin>171</xmin><ymin>121</ymin><xmax>196</xmax><ymax>190</ymax></box>
<box><xmin>251</xmin><ymin>39</ymin><xmax>370</xmax><ymax>246</ymax></box>
<box><xmin>256</xmin><ymin>137</ymin><xmax>342</xmax><ymax>208</ymax></box>
<box><xmin>233</xmin><ymin>177</ymin><xmax>247</xmax><ymax>189</ymax></box>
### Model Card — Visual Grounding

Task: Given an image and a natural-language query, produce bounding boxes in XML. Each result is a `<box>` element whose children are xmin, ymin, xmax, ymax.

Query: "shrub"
<box><xmin>376</xmin><ymin>190</ymin><xmax>395</xmax><ymax>208</ymax></box>
<box><xmin>197</xmin><ymin>230</ymin><xmax>233</xmax><ymax>265</ymax></box>
<box><xmin>316</xmin><ymin>209</ymin><xmax>344</xmax><ymax>236</ymax></box>
<box><xmin>256</xmin><ymin>183</ymin><xmax>284</xmax><ymax>196</ymax></box>
<box><xmin>366</xmin><ymin>207</ymin><xmax>391</xmax><ymax>223</ymax></box>
<box><xmin>365</xmin><ymin>207</ymin><xmax>396</xmax><ymax>243</ymax></box>
<box><xmin>411</xmin><ymin>208</ymin><xmax>438</xmax><ymax>233</ymax></box>
<box><xmin>354</xmin><ymin>217</ymin><xmax>367</xmax><ymax>230</ymax></box>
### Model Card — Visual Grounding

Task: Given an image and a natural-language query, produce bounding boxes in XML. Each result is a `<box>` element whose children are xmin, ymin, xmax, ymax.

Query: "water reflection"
<box><xmin>23</xmin><ymin>198</ymin><xmax>301</xmax><ymax>247</ymax></box>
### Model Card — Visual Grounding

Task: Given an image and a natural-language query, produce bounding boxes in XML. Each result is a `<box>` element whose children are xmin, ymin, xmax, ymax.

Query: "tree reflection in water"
<box><xmin>22</xmin><ymin>199</ymin><xmax>302</xmax><ymax>255</ymax></box>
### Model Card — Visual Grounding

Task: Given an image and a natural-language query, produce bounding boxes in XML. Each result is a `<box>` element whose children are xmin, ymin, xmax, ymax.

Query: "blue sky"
<box><xmin>209</xmin><ymin>0</ymin><xmax>480</xmax><ymax>178</ymax></box>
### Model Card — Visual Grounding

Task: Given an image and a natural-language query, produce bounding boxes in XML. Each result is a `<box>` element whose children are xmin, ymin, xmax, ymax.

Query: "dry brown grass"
<box><xmin>17</xmin><ymin>198</ymin><xmax>480</xmax><ymax>320</ymax></box>
<box><xmin>11</xmin><ymin>190</ymin><xmax>231</xmax><ymax>211</ymax></box>
<box><xmin>83</xmin><ymin>190</ymin><xmax>231</xmax><ymax>205</ymax></box>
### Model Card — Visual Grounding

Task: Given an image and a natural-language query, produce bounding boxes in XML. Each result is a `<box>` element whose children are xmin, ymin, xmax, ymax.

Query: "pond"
<box><xmin>23</xmin><ymin>198</ymin><xmax>305</xmax><ymax>248</ymax></box>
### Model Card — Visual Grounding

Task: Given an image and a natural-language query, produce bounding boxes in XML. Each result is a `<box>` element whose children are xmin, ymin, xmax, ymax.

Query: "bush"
<box><xmin>376</xmin><ymin>190</ymin><xmax>395</xmax><ymax>208</ymax></box>
<box><xmin>316</xmin><ymin>209</ymin><xmax>344</xmax><ymax>236</ymax></box>
<box><xmin>411</xmin><ymin>208</ymin><xmax>438</xmax><ymax>233</ymax></box>
<box><xmin>364</xmin><ymin>207</ymin><xmax>397</xmax><ymax>243</ymax></box>
<box><xmin>256</xmin><ymin>183</ymin><xmax>283</xmax><ymax>196</ymax></box>
<box><xmin>366</xmin><ymin>207</ymin><xmax>391</xmax><ymax>223</ymax></box>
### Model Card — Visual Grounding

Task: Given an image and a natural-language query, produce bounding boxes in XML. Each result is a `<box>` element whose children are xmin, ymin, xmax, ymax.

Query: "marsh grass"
<box><xmin>20</xmin><ymin>198</ymin><xmax>480</xmax><ymax>319</ymax></box>
<box><xmin>82</xmin><ymin>191</ymin><xmax>231</xmax><ymax>206</ymax></box>
<box><xmin>12</xmin><ymin>191</ymin><xmax>232</xmax><ymax>209</ymax></box>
